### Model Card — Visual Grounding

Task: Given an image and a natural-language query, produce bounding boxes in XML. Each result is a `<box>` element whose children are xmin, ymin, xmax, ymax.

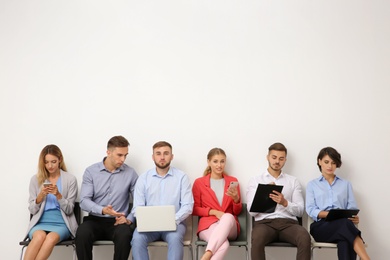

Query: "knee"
<box><xmin>75</xmin><ymin>223</ymin><xmax>93</xmax><ymax>242</ymax></box>
<box><xmin>297</xmin><ymin>231</ymin><xmax>311</xmax><ymax>247</ymax></box>
<box><xmin>131</xmin><ymin>232</ymin><xmax>148</xmax><ymax>247</ymax></box>
<box><xmin>114</xmin><ymin>225</ymin><xmax>133</xmax><ymax>241</ymax></box>
<box><xmin>251</xmin><ymin>229</ymin><xmax>266</xmax><ymax>247</ymax></box>
<box><xmin>166</xmin><ymin>232</ymin><xmax>184</xmax><ymax>245</ymax></box>
<box><xmin>221</xmin><ymin>213</ymin><xmax>236</xmax><ymax>226</ymax></box>
<box><xmin>45</xmin><ymin>233</ymin><xmax>60</xmax><ymax>246</ymax></box>
<box><xmin>31</xmin><ymin>231</ymin><xmax>46</xmax><ymax>243</ymax></box>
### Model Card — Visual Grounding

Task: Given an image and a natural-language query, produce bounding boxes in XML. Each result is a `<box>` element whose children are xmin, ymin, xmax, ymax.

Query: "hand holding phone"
<box><xmin>228</xmin><ymin>181</ymin><xmax>238</xmax><ymax>190</ymax></box>
<box><xmin>43</xmin><ymin>183</ymin><xmax>52</xmax><ymax>187</ymax></box>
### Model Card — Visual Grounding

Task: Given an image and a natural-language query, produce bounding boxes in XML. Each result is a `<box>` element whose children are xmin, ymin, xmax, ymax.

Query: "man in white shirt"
<box><xmin>246</xmin><ymin>143</ymin><xmax>310</xmax><ymax>260</ymax></box>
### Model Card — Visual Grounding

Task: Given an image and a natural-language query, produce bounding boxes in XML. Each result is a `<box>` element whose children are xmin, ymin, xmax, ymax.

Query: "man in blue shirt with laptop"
<box><xmin>75</xmin><ymin>136</ymin><xmax>138</xmax><ymax>260</ymax></box>
<box><xmin>131</xmin><ymin>141</ymin><xmax>194</xmax><ymax>260</ymax></box>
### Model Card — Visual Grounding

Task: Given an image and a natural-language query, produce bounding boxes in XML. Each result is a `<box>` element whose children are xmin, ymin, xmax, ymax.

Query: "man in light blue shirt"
<box><xmin>76</xmin><ymin>136</ymin><xmax>138</xmax><ymax>260</ymax></box>
<box><xmin>131</xmin><ymin>141</ymin><xmax>194</xmax><ymax>260</ymax></box>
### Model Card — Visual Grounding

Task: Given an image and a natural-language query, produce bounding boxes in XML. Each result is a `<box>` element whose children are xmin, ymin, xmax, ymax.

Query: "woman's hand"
<box><xmin>226</xmin><ymin>186</ymin><xmax>240</xmax><ymax>203</ymax></box>
<box><xmin>209</xmin><ymin>209</ymin><xmax>224</xmax><ymax>219</ymax></box>
<box><xmin>47</xmin><ymin>184</ymin><xmax>62</xmax><ymax>200</ymax></box>
<box><xmin>36</xmin><ymin>186</ymin><xmax>51</xmax><ymax>203</ymax></box>
<box><xmin>349</xmin><ymin>214</ymin><xmax>359</xmax><ymax>224</ymax></box>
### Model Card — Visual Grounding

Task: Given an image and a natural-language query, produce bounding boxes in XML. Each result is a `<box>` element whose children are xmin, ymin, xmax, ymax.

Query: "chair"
<box><xmin>93</xmin><ymin>205</ymin><xmax>193</xmax><ymax>260</ymax></box>
<box><xmin>195</xmin><ymin>203</ymin><xmax>249</xmax><ymax>260</ymax></box>
<box><xmin>147</xmin><ymin>215</ymin><xmax>193</xmax><ymax>260</ymax></box>
<box><xmin>19</xmin><ymin>202</ymin><xmax>81</xmax><ymax>260</ymax></box>
<box><xmin>307</xmin><ymin>217</ymin><xmax>367</xmax><ymax>260</ymax></box>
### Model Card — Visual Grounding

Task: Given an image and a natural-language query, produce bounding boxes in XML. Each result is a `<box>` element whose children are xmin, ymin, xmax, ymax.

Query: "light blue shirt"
<box><xmin>80</xmin><ymin>158</ymin><xmax>138</xmax><ymax>222</ymax></box>
<box><xmin>132</xmin><ymin>166</ymin><xmax>194</xmax><ymax>225</ymax></box>
<box><xmin>306</xmin><ymin>175</ymin><xmax>358</xmax><ymax>221</ymax></box>
<box><xmin>44</xmin><ymin>177</ymin><xmax>62</xmax><ymax>211</ymax></box>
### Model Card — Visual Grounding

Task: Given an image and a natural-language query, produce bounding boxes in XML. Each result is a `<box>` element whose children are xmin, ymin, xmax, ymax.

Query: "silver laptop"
<box><xmin>136</xmin><ymin>205</ymin><xmax>177</xmax><ymax>232</ymax></box>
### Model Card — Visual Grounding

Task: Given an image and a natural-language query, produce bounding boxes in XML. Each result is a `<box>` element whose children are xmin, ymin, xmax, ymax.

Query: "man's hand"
<box><xmin>114</xmin><ymin>215</ymin><xmax>131</xmax><ymax>226</ymax></box>
<box><xmin>269</xmin><ymin>190</ymin><xmax>288</xmax><ymax>207</ymax></box>
<box><xmin>102</xmin><ymin>205</ymin><xmax>125</xmax><ymax>217</ymax></box>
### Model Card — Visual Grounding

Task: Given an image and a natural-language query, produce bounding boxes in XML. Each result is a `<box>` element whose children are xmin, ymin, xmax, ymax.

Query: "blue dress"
<box><xmin>28</xmin><ymin>177</ymin><xmax>71</xmax><ymax>241</ymax></box>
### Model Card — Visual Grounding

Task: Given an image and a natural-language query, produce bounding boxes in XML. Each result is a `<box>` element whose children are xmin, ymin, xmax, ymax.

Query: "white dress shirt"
<box><xmin>246</xmin><ymin>170</ymin><xmax>305</xmax><ymax>221</ymax></box>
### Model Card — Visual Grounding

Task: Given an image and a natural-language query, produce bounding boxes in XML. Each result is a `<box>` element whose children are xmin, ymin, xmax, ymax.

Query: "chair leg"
<box><xmin>20</xmin><ymin>246</ymin><xmax>25</xmax><ymax>260</ymax></box>
<box><xmin>72</xmin><ymin>244</ymin><xmax>76</xmax><ymax>260</ymax></box>
<box><xmin>188</xmin><ymin>245</ymin><xmax>193</xmax><ymax>260</ymax></box>
<box><xmin>195</xmin><ymin>245</ymin><xmax>199</xmax><ymax>260</ymax></box>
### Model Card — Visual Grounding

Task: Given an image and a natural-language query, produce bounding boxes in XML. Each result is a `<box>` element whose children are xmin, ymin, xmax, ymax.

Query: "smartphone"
<box><xmin>228</xmin><ymin>181</ymin><xmax>239</xmax><ymax>190</ymax></box>
<box><xmin>43</xmin><ymin>183</ymin><xmax>52</xmax><ymax>187</ymax></box>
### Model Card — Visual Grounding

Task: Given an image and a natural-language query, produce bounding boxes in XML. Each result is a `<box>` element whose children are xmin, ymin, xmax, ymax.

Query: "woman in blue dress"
<box><xmin>306</xmin><ymin>147</ymin><xmax>370</xmax><ymax>260</ymax></box>
<box><xmin>24</xmin><ymin>145</ymin><xmax>78</xmax><ymax>260</ymax></box>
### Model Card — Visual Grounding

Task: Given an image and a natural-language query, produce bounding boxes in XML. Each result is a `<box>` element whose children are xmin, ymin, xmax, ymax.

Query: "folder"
<box><xmin>325</xmin><ymin>209</ymin><xmax>360</xmax><ymax>221</ymax></box>
<box><xmin>249</xmin><ymin>184</ymin><xmax>284</xmax><ymax>213</ymax></box>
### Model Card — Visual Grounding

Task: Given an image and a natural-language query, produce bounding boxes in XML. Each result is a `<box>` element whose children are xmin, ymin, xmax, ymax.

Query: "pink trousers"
<box><xmin>198</xmin><ymin>213</ymin><xmax>238</xmax><ymax>260</ymax></box>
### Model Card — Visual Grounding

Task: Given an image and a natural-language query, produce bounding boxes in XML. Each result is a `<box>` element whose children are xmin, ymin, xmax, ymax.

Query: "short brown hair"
<box><xmin>317</xmin><ymin>147</ymin><xmax>342</xmax><ymax>171</ymax></box>
<box><xmin>268</xmin><ymin>142</ymin><xmax>287</xmax><ymax>155</ymax></box>
<box><xmin>153</xmin><ymin>141</ymin><xmax>172</xmax><ymax>150</ymax></box>
<box><xmin>107</xmin><ymin>136</ymin><xmax>129</xmax><ymax>150</ymax></box>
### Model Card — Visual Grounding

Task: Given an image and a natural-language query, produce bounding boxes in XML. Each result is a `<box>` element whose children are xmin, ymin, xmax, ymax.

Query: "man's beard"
<box><xmin>155</xmin><ymin>161</ymin><xmax>171</xmax><ymax>169</ymax></box>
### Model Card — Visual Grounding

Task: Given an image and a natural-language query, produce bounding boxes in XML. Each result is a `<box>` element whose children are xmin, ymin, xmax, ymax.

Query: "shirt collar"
<box><xmin>152</xmin><ymin>167</ymin><xmax>173</xmax><ymax>178</ymax></box>
<box><xmin>98</xmin><ymin>157</ymin><xmax>124</xmax><ymax>173</ymax></box>
<box><xmin>265</xmin><ymin>170</ymin><xmax>285</xmax><ymax>180</ymax></box>
<box><xmin>318</xmin><ymin>175</ymin><xmax>340</xmax><ymax>184</ymax></box>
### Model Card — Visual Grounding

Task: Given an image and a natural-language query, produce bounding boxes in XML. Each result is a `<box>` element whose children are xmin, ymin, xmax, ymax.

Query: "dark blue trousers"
<box><xmin>310</xmin><ymin>218</ymin><xmax>362</xmax><ymax>260</ymax></box>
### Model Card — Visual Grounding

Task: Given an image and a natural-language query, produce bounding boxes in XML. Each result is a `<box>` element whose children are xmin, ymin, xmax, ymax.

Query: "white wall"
<box><xmin>1</xmin><ymin>1</ymin><xmax>389</xmax><ymax>259</ymax></box>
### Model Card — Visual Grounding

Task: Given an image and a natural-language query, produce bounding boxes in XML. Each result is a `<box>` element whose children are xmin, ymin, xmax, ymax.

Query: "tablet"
<box><xmin>249</xmin><ymin>184</ymin><xmax>284</xmax><ymax>213</ymax></box>
<box><xmin>325</xmin><ymin>209</ymin><xmax>360</xmax><ymax>221</ymax></box>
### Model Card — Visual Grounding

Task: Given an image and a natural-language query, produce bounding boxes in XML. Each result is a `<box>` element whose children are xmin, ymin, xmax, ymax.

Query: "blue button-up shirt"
<box><xmin>306</xmin><ymin>175</ymin><xmax>358</xmax><ymax>221</ymax></box>
<box><xmin>80</xmin><ymin>158</ymin><xmax>138</xmax><ymax>222</ymax></box>
<box><xmin>132</xmin><ymin>166</ymin><xmax>194</xmax><ymax>225</ymax></box>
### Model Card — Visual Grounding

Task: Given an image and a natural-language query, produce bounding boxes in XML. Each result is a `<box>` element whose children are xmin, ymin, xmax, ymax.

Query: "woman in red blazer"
<box><xmin>192</xmin><ymin>148</ymin><xmax>242</xmax><ymax>260</ymax></box>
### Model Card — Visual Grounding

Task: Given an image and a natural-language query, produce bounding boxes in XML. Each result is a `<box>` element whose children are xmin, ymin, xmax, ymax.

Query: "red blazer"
<box><xmin>192</xmin><ymin>174</ymin><xmax>242</xmax><ymax>235</ymax></box>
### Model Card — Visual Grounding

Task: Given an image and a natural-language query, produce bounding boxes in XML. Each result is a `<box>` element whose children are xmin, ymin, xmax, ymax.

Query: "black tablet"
<box><xmin>325</xmin><ymin>209</ymin><xmax>360</xmax><ymax>221</ymax></box>
<box><xmin>249</xmin><ymin>184</ymin><xmax>284</xmax><ymax>213</ymax></box>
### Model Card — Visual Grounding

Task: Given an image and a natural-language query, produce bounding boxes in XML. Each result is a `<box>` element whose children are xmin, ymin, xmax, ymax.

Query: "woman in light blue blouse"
<box><xmin>306</xmin><ymin>147</ymin><xmax>370</xmax><ymax>260</ymax></box>
<box><xmin>24</xmin><ymin>145</ymin><xmax>78</xmax><ymax>260</ymax></box>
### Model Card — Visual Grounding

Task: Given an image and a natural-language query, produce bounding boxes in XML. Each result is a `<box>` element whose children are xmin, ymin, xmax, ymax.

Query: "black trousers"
<box><xmin>75</xmin><ymin>215</ymin><xmax>135</xmax><ymax>260</ymax></box>
<box><xmin>310</xmin><ymin>218</ymin><xmax>361</xmax><ymax>260</ymax></box>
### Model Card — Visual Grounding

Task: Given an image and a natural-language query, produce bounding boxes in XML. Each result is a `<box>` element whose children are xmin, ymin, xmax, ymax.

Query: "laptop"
<box><xmin>325</xmin><ymin>209</ymin><xmax>360</xmax><ymax>221</ymax></box>
<box><xmin>136</xmin><ymin>205</ymin><xmax>177</xmax><ymax>232</ymax></box>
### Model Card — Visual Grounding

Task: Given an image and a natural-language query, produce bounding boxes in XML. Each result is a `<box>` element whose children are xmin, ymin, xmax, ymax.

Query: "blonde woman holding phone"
<box><xmin>24</xmin><ymin>145</ymin><xmax>78</xmax><ymax>260</ymax></box>
<box><xmin>192</xmin><ymin>148</ymin><xmax>242</xmax><ymax>260</ymax></box>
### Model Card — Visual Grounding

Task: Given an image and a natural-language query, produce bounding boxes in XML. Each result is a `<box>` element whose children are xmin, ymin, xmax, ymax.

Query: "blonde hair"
<box><xmin>203</xmin><ymin>148</ymin><xmax>227</xmax><ymax>176</ymax></box>
<box><xmin>37</xmin><ymin>145</ymin><xmax>67</xmax><ymax>185</ymax></box>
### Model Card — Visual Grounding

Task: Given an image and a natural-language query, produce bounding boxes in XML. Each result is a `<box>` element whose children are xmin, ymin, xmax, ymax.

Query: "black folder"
<box><xmin>325</xmin><ymin>209</ymin><xmax>360</xmax><ymax>221</ymax></box>
<box><xmin>249</xmin><ymin>184</ymin><xmax>284</xmax><ymax>213</ymax></box>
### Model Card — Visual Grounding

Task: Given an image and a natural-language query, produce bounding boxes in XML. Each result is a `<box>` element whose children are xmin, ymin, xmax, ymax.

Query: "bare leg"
<box><xmin>24</xmin><ymin>231</ymin><xmax>47</xmax><ymax>260</ymax></box>
<box><xmin>35</xmin><ymin>232</ymin><xmax>60</xmax><ymax>260</ymax></box>
<box><xmin>353</xmin><ymin>236</ymin><xmax>370</xmax><ymax>260</ymax></box>
<box><xmin>201</xmin><ymin>250</ymin><xmax>212</xmax><ymax>260</ymax></box>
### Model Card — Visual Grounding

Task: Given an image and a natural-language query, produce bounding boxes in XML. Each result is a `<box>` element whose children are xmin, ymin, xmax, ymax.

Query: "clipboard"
<box><xmin>249</xmin><ymin>184</ymin><xmax>284</xmax><ymax>213</ymax></box>
<box><xmin>325</xmin><ymin>209</ymin><xmax>360</xmax><ymax>221</ymax></box>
